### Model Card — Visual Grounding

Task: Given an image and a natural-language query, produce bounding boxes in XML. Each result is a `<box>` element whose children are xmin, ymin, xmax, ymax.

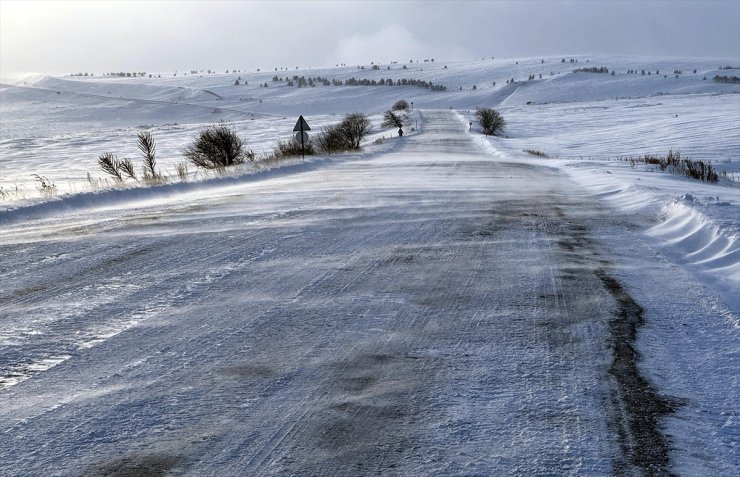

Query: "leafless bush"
<box><xmin>392</xmin><ymin>99</ymin><xmax>409</xmax><ymax>111</ymax></box>
<box><xmin>382</xmin><ymin>110</ymin><xmax>404</xmax><ymax>128</ymax></box>
<box><xmin>137</xmin><ymin>131</ymin><xmax>163</xmax><ymax>183</ymax></box>
<box><xmin>314</xmin><ymin>125</ymin><xmax>349</xmax><ymax>154</ymax></box>
<box><xmin>99</xmin><ymin>153</ymin><xmax>137</xmax><ymax>182</ymax></box>
<box><xmin>184</xmin><ymin>123</ymin><xmax>249</xmax><ymax>169</ymax></box>
<box><xmin>523</xmin><ymin>149</ymin><xmax>548</xmax><ymax>157</ymax></box>
<box><xmin>32</xmin><ymin>174</ymin><xmax>57</xmax><ymax>196</ymax></box>
<box><xmin>274</xmin><ymin>137</ymin><xmax>314</xmax><ymax>157</ymax></box>
<box><xmin>475</xmin><ymin>108</ymin><xmax>506</xmax><ymax>136</ymax></box>
<box><xmin>315</xmin><ymin>113</ymin><xmax>372</xmax><ymax>153</ymax></box>
<box><xmin>338</xmin><ymin>113</ymin><xmax>372</xmax><ymax>149</ymax></box>
<box><xmin>627</xmin><ymin>150</ymin><xmax>718</xmax><ymax>183</ymax></box>
<box><xmin>175</xmin><ymin>162</ymin><xmax>189</xmax><ymax>181</ymax></box>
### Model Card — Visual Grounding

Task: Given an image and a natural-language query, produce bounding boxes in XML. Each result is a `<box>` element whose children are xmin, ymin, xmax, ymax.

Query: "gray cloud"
<box><xmin>1</xmin><ymin>0</ymin><xmax>738</xmax><ymax>80</ymax></box>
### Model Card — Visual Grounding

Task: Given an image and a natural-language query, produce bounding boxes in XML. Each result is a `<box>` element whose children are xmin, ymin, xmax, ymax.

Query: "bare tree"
<box><xmin>475</xmin><ymin>108</ymin><xmax>506</xmax><ymax>136</ymax></box>
<box><xmin>338</xmin><ymin>113</ymin><xmax>372</xmax><ymax>150</ymax></box>
<box><xmin>392</xmin><ymin>99</ymin><xmax>410</xmax><ymax>111</ymax></box>
<box><xmin>382</xmin><ymin>110</ymin><xmax>404</xmax><ymax>129</ymax></box>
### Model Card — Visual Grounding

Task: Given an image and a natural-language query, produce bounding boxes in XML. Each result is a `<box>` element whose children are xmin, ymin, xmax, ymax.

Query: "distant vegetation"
<box><xmin>392</xmin><ymin>99</ymin><xmax>410</xmax><ymax>111</ymax></box>
<box><xmin>713</xmin><ymin>75</ymin><xmax>740</xmax><ymax>84</ymax></box>
<box><xmin>523</xmin><ymin>149</ymin><xmax>548</xmax><ymax>157</ymax></box>
<box><xmin>626</xmin><ymin>150</ymin><xmax>719</xmax><ymax>183</ymax></box>
<box><xmin>573</xmin><ymin>67</ymin><xmax>609</xmax><ymax>74</ymax></box>
<box><xmin>475</xmin><ymin>108</ymin><xmax>506</xmax><ymax>136</ymax></box>
<box><xmin>271</xmin><ymin>75</ymin><xmax>446</xmax><ymax>91</ymax></box>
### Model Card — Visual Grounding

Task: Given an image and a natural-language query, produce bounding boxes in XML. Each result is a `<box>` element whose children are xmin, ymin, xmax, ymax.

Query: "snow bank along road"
<box><xmin>0</xmin><ymin>110</ymin><xmax>732</xmax><ymax>475</ymax></box>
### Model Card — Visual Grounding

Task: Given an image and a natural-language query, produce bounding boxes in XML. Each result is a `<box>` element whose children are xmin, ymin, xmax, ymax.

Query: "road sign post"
<box><xmin>293</xmin><ymin>115</ymin><xmax>311</xmax><ymax>160</ymax></box>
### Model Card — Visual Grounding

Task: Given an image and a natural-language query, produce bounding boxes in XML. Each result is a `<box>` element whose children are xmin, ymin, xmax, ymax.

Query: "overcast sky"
<box><xmin>1</xmin><ymin>0</ymin><xmax>739</xmax><ymax>79</ymax></box>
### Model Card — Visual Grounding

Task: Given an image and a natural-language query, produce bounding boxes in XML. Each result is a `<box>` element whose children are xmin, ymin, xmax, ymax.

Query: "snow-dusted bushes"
<box><xmin>314</xmin><ymin>113</ymin><xmax>373</xmax><ymax>153</ymax></box>
<box><xmin>475</xmin><ymin>108</ymin><xmax>506</xmax><ymax>136</ymax></box>
<box><xmin>183</xmin><ymin>123</ymin><xmax>254</xmax><ymax>169</ymax></box>
<box><xmin>627</xmin><ymin>150</ymin><xmax>719</xmax><ymax>183</ymax></box>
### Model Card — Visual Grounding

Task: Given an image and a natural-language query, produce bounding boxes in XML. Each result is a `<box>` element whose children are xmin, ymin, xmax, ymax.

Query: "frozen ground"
<box><xmin>1</xmin><ymin>55</ymin><xmax>739</xmax><ymax>475</ymax></box>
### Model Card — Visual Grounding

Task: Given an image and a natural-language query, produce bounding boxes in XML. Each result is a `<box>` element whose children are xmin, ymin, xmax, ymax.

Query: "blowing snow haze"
<box><xmin>1</xmin><ymin>0</ymin><xmax>739</xmax><ymax>80</ymax></box>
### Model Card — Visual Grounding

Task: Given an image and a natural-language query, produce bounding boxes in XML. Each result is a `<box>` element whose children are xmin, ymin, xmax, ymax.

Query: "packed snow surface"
<box><xmin>1</xmin><ymin>55</ymin><xmax>738</xmax><ymax>475</ymax></box>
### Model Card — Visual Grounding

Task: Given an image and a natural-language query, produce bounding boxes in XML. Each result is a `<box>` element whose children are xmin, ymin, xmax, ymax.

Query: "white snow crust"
<box><xmin>1</xmin><ymin>54</ymin><xmax>738</xmax><ymax>475</ymax></box>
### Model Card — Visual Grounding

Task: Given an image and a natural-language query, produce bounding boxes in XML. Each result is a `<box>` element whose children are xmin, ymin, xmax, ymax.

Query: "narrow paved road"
<box><xmin>0</xmin><ymin>111</ymin><xmax>669</xmax><ymax>475</ymax></box>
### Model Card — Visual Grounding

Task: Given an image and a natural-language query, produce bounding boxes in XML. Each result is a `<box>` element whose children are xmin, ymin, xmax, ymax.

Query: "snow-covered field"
<box><xmin>1</xmin><ymin>54</ymin><xmax>738</xmax><ymax>475</ymax></box>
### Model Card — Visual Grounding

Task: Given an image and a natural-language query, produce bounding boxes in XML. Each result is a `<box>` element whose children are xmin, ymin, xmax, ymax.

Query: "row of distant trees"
<box><xmin>714</xmin><ymin>75</ymin><xmax>740</xmax><ymax>84</ymax></box>
<box><xmin>264</xmin><ymin>75</ymin><xmax>446</xmax><ymax>91</ymax></box>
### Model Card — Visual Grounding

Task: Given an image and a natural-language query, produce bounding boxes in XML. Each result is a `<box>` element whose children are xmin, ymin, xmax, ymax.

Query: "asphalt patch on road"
<box><xmin>85</xmin><ymin>453</ymin><xmax>183</xmax><ymax>477</ymax></box>
<box><xmin>596</xmin><ymin>269</ymin><xmax>679</xmax><ymax>477</ymax></box>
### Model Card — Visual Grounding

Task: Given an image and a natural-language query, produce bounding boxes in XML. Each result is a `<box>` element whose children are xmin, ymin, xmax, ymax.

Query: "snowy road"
<box><xmin>0</xmin><ymin>110</ymin><xmax>693</xmax><ymax>475</ymax></box>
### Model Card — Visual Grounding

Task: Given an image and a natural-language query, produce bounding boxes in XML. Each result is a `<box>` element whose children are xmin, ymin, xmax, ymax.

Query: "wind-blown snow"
<box><xmin>1</xmin><ymin>54</ymin><xmax>738</xmax><ymax>475</ymax></box>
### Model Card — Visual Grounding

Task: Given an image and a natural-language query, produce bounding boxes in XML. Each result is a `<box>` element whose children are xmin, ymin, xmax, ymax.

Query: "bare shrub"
<box><xmin>382</xmin><ymin>110</ymin><xmax>404</xmax><ymax>128</ymax></box>
<box><xmin>118</xmin><ymin>158</ymin><xmax>137</xmax><ymax>180</ymax></box>
<box><xmin>98</xmin><ymin>153</ymin><xmax>137</xmax><ymax>182</ymax></box>
<box><xmin>314</xmin><ymin>125</ymin><xmax>350</xmax><ymax>154</ymax></box>
<box><xmin>184</xmin><ymin>123</ymin><xmax>248</xmax><ymax>169</ymax></box>
<box><xmin>137</xmin><ymin>132</ymin><xmax>164</xmax><ymax>183</ymax></box>
<box><xmin>99</xmin><ymin>153</ymin><xmax>124</xmax><ymax>181</ymax></box>
<box><xmin>338</xmin><ymin>113</ymin><xmax>372</xmax><ymax>149</ymax></box>
<box><xmin>274</xmin><ymin>137</ymin><xmax>314</xmax><ymax>158</ymax></box>
<box><xmin>523</xmin><ymin>149</ymin><xmax>548</xmax><ymax>157</ymax></box>
<box><xmin>392</xmin><ymin>99</ymin><xmax>409</xmax><ymax>111</ymax></box>
<box><xmin>475</xmin><ymin>108</ymin><xmax>506</xmax><ymax>136</ymax></box>
<box><xmin>175</xmin><ymin>162</ymin><xmax>189</xmax><ymax>181</ymax></box>
<box><xmin>313</xmin><ymin>113</ymin><xmax>372</xmax><ymax>154</ymax></box>
<box><xmin>32</xmin><ymin>174</ymin><xmax>57</xmax><ymax>196</ymax></box>
<box><xmin>627</xmin><ymin>150</ymin><xmax>718</xmax><ymax>183</ymax></box>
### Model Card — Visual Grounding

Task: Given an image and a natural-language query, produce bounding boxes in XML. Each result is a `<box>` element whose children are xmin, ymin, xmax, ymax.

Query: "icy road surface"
<box><xmin>0</xmin><ymin>111</ymin><xmax>730</xmax><ymax>475</ymax></box>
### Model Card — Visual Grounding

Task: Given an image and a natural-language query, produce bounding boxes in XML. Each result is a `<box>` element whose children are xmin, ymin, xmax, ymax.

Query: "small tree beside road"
<box><xmin>382</xmin><ymin>110</ymin><xmax>404</xmax><ymax>129</ymax></box>
<box><xmin>475</xmin><ymin>108</ymin><xmax>505</xmax><ymax>136</ymax></box>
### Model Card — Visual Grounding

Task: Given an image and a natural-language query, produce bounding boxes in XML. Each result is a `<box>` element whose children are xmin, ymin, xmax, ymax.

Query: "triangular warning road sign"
<box><xmin>293</xmin><ymin>115</ymin><xmax>311</xmax><ymax>132</ymax></box>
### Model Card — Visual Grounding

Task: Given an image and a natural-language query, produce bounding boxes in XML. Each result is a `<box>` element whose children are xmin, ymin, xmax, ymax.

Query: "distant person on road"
<box><xmin>398</xmin><ymin>128</ymin><xmax>403</xmax><ymax>137</ymax></box>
